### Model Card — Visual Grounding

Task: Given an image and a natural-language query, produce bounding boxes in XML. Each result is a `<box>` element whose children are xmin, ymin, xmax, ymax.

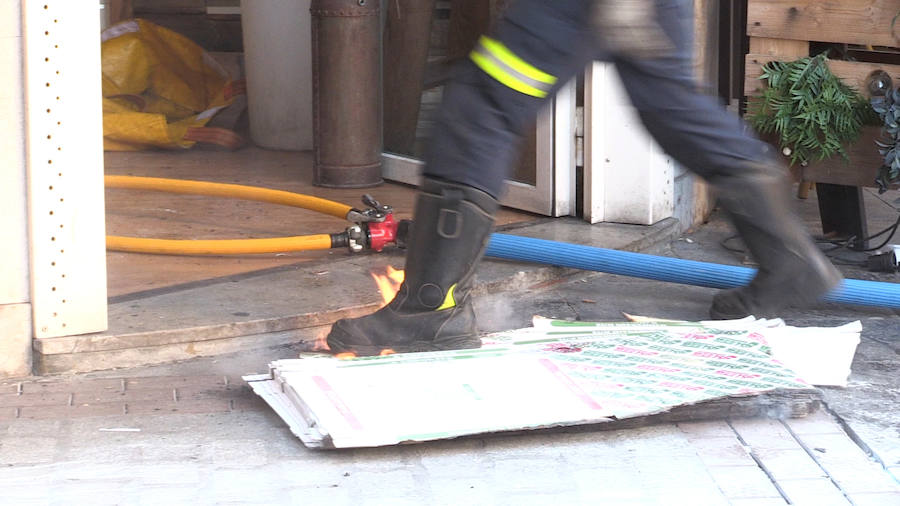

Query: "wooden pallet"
<box><xmin>744</xmin><ymin>0</ymin><xmax>900</xmax><ymax>189</ymax></box>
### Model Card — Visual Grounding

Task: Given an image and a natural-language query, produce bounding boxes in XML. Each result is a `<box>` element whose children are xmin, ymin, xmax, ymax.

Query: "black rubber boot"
<box><xmin>709</xmin><ymin>161</ymin><xmax>842</xmax><ymax>319</ymax></box>
<box><xmin>326</xmin><ymin>178</ymin><xmax>498</xmax><ymax>355</ymax></box>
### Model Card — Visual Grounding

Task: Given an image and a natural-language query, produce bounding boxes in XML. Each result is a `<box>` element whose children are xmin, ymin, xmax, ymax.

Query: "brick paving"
<box><xmin>1</xmin><ymin>370</ymin><xmax>898</xmax><ymax>504</ymax></box>
<box><xmin>0</xmin><ymin>375</ymin><xmax>263</xmax><ymax>422</ymax></box>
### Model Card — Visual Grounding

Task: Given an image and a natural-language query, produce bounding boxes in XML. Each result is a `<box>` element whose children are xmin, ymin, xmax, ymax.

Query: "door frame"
<box><xmin>382</xmin><ymin>80</ymin><xmax>576</xmax><ymax>217</ymax></box>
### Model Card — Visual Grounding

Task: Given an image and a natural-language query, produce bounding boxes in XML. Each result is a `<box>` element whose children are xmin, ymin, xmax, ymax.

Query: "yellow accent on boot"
<box><xmin>436</xmin><ymin>284</ymin><xmax>457</xmax><ymax>311</ymax></box>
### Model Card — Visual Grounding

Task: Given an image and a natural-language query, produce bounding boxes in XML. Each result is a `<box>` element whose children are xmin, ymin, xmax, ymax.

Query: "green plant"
<box><xmin>871</xmin><ymin>87</ymin><xmax>900</xmax><ymax>191</ymax></box>
<box><xmin>749</xmin><ymin>54</ymin><xmax>877</xmax><ymax>166</ymax></box>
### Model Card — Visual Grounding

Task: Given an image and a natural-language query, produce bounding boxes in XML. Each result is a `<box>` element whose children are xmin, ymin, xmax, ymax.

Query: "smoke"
<box><xmin>474</xmin><ymin>290</ymin><xmax>532</xmax><ymax>334</ymax></box>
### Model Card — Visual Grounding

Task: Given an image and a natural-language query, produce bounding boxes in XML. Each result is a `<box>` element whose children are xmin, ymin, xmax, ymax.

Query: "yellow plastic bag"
<box><xmin>101</xmin><ymin>19</ymin><xmax>243</xmax><ymax>151</ymax></box>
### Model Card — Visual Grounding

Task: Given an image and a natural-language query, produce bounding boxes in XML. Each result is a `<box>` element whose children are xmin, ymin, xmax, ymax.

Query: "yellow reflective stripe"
<box><xmin>436</xmin><ymin>284</ymin><xmax>457</xmax><ymax>311</ymax></box>
<box><xmin>470</xmin><ymin>52</ymin><xmax>548</xmax><ymax>98</ymax></box>
<box><xmin>478</xmin><ymin>36</ymin><xmax>556</xmax><ymax>86</ymax></box>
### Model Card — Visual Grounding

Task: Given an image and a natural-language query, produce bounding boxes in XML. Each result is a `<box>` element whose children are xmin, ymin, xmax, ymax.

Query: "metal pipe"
<box><xmin>311</xmin><ymin>0</ymin><xmax>383</xmax><ymax>188</ymax></box>
<box><xmin>382</xmin><ymin>0</ymin><xmax>435</xmax><ymax>154</ymax></box>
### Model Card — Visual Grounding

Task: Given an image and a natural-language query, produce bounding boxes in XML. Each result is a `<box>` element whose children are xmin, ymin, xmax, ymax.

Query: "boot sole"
<box><xmin>709</xmin><ymin>263</ymin><xmax>842</xmax><ymax>320</ymax></box>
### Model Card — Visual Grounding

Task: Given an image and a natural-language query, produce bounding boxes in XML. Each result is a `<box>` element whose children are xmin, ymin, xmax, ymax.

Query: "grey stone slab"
<box><xmin>689</xmin><ymin>436</ymin><xmax>756</xmax><ymax>467</ymax></box>
<box><xmin>752</xmin><ymin>448</ymin><xmax>827</xmax><ymax>480</ymax></box>
<box><xmin>848</xmin><ymin>492</ymin><xmax>900</xmax><ymax>506</ymax></box>
<box><xmin>706</xmin><ymin>465</ymin><xmax>783</xmax><ymax>500</ymax></box>
<box><xmin>777</xmin><ymin>478</ymin><xmax>850</xmax><ymax>506</ymax></box>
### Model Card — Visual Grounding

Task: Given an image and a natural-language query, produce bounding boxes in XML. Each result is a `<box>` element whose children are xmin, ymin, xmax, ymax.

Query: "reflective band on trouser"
<box><xmin>469</xmin><ymin>36</ymin><xmax>557</xmax><ymax>98</ymax></box>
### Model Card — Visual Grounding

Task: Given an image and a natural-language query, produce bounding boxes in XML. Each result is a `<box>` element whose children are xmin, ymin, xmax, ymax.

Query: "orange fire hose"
<box><xmin>105</xmin><ymin>175</ymin><xmax>354</xmax><ymax>255</ymax></box>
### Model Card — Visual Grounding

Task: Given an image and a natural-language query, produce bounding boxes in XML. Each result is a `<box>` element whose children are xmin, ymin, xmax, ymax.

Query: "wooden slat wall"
<box><xmin>748</xmin><ymin>0</ymin><xmax>900</xmax><ymax>47</ymax></box>
<box><xmin>745</xmin><ymin>1</ymin><xmax>900</xmax><ymax>188</ymax></box>
<box><xmin>803</xmin><ymin>127</ymin><xmax>883</xmax><ymax>188</ymax></box>
<box><xmin>744</xmin><ymin>51</ymin><xmax>893</xmax><ymax>187</ymax></box>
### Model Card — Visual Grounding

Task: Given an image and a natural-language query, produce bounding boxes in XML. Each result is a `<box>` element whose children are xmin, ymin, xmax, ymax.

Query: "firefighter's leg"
<box><xmin>326</xmin><ymin>0</ymin><xmax>596</xmax><ymax>355</ymax></box>
<box><xmin>611</xmin><ymin>0</ymin><xmax>840</xmax><ymax>319</ymax></box>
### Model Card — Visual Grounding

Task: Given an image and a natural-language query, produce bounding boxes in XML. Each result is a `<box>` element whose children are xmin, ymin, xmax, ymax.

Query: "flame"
<box><xmin>379</xmin><ymin>349</ymin><xmax>396</xmax><ymax>356</ymax></box>
<box><xmin>335</xmin><ymin>352</ymin><xmax>357</xmax><ymax>360</ymax></box>
<box><xmin>371</xmin><ymin>266</ymin><xmax>405</xmax><ymax>306</ymax></box>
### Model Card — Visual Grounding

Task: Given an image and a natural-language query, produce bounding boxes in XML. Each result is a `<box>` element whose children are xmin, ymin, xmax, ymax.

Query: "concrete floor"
<box><xmin>2</xmin><ymin>186</ymin><xmax>899</xmax><ymax>504</ymax></box>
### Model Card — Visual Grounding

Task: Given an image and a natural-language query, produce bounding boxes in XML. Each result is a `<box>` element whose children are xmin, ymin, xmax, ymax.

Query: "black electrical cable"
<box><xmin>813</xmin><ymin>212</ymin><xmax>900</xmax><ymax>253</ymax></box>
<box><xmin>718</xmin><ymin>210</ymin><xmax>899</xmax><ymax>269</ymax></box>
<box><xmin>720</xmin><ymin>234</ymin><xmax>746</xmax><ymax>254</ymax></box>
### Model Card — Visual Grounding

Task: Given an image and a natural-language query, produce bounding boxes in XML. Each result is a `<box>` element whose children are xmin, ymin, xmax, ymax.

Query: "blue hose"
<box><xmin>485</xmin><ymin>233</ymin><xmax>900</xmax><ymax>310</ymax></box>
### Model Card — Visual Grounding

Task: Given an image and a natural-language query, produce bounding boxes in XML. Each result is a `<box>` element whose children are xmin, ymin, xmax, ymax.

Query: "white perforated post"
<box><xmin>23</xmin><ymin>1</ymin><xmax>107</xmax><ymax>339</ymax></box>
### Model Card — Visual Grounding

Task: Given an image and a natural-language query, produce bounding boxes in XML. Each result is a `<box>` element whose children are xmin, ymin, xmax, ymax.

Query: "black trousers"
<box><xmin>424</xmin><ymin>0</ymin><xmax>776</xmax><ymax>198</ymax></box>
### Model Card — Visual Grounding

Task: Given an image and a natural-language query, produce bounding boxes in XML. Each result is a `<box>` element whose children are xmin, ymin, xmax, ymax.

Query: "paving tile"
<box><xmin>635</xmin><ymin>456</ymin><xmax>721</xmax><ymax>489</ymax></box>
<box><xmin>342</xmin><ymin>468</ymin><xmax>425</xmax><ymax>497</ymax></box>
<box><xmin>138</xmin><ymin>463</ymin><xmax>203</xmax><ymax>486</ymax></box>
<box><xmin>689</xmin><ymin>436</ymin><xmax>755</xmax><ymax>467</ymax></box>
<box><xmin>73</xmin><ymin>388</ymin><xmax>175</xmax><ymax>405</ymax></box>
<box><xmin>0</xmin><ymin>382</ymin><xmax>22</xmax><ymax>395</ymax></box>
<box><xmin>134</xmin><ymin>486</ymin><xmax>202</xmax><ymax>506</ymax></box>
<box><xmin>123</xmin><ymin>375</ymin><xmax>228</xmax><ymax>390</ymax></box>
<box><xmin>570</xmin><ymin>465</ymin><xmax>647</xmax><ymax>500</ymax></box>
<box><xmin>0</xmin><ymin>391</ymin><xmax>71</xmax><ymax>408</ymax></box>
<box><xmin>783</xmin><ymin>410</ymin><xmax>845</xmax><ymax>436</ymax></box>
<box><xmin>4</xmin><ymin>418</ymin><xmax>62</xmax><ymax>435</ymax></box>
<box><xmin>124</xmin><ymin>399</ymin><xmax>232</xmax><ymax>416</ymax></box>
<box><xmin>288</xmin><ymin>486</ymin><xmax>354</xmax><ymax>506</ymax></box>
<box><xmin>426</xmin><ymin>478</ymin><xmax>497</xmax><ymax>506</ymax></box>
<box><xmin>17</xmin><ymin>401</ymin><xmax>127</xmax><ymax>419</ymax></box>
<box><xmin>727</xmin><ymin>499</ymin><xmax>788</xmax><ymax>506</ymax></box>
<box><xmin>677</xmin><ymin>420</ymin><xmax>737</xmax><ymax>439</ymax></box>
<box><xmin>848</xmin><ymin>492</ymin><xmax>900</xmax><ymax>506</ymax></box>
<box><xmin>791</xmin><ymin>433</ymin><xmax>900</xmax><ymax>494</ymax></box>
<box><xmin>135</xmin><ymin>442</ymin><xmax>204</xmax><ymax>463</ymax></box>
<box><xmin>889</xmin><ymin>466</ymin><xmax>900</xmax><ymax>482</ymax></box>
<box><xmin>0</xmin><ymin>406</ymin><xmax>18</xmax><ymax>421</ymax></box>
<box><xmin>56</xmin><ymin>463</ymin><xmax>144</xmax><ymax>483</ymax></box>
<box><xmin>777</xmin><ymin>478</ymin><xmax>851</xmax><ymax>506</ymax></box>
<box><xmin>417</xmin><ymin>449</ymin><xmax>495</xmax><ymax>480</ymax></box>
<box><xmin>0</xmin><ymin>463</ymin><xmax>62</xmax><ymax>486</ymax></box>
<box><xmin>751</xmin><ymin>448</ymin><xmax>826</xmax><ymax>480</ymax></box>
<box><xmin>729</xmin><ymin>419</ymin><xmax>801</xmax><ymax>451</ymax></box>
<box><xmin>1</xmin><ymin>485</ymin><xmax>51</xmax><ymax>502</ymax></box>
<box><xmin>201</xmin><ymin>438</ymin><xmax>269</xmax><ymax>467</ymax></box>
<box><xmin>486</xmin><ymin>457</ymin><xmax>578</xmax><ymax>495</ymax></box>
<box><xmin>206</xmin><ymin>468</ymin><xmax>283</xmax><ymax>504</ymax></box>
<box><xmin>268</xmin><ymin>459</ymin><xmax>355</xmax><ymax>489</ymax></box>
<box><xmin>706</xmin><ymin>465</ymin><xmax>782</xmax><ymax>499</ymax></box>
<box><xmin>229</xmin><ymin>396</ymin><xmax>268</xmax><ymax>412</ymax></box>
<box><xmin>0</xmin><ymin>436</ymin><xmax>58</xmax><ymax>465</ymax></box>
<box><xmin>49</xmin><ymin>480</ymin><xmax>130</xmax><ymax>506</ymax></box>
<box><xmin>21</xmin><ymin>377</ymin><xmax>122</xmax><ymax>394</ymax></box>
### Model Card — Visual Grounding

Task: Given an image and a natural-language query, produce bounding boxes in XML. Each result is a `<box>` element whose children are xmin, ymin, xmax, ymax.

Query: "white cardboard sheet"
<box><xmin>245</xmin><ymin>316</ymin><xmax>861</xmax><ymax>449</ymax></box>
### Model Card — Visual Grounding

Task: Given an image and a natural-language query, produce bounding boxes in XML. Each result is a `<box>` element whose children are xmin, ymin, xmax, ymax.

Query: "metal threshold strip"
<box><xmin>245</xmin><ymin>316</ymin><xmax>861</xmax><ymax>449</ymax></box>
